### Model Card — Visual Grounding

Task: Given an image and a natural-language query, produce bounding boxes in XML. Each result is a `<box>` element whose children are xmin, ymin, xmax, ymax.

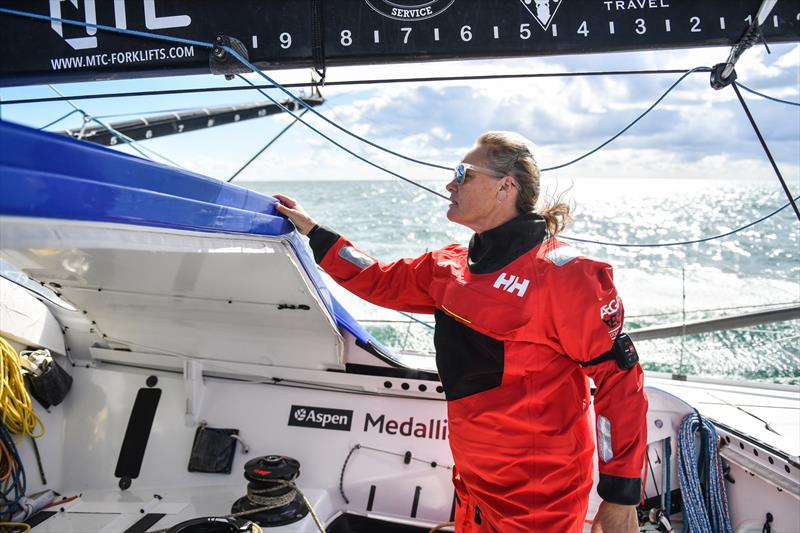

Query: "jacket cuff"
<box><xmin>597</xmin><ymin>473</ymin><xmax>641</xmax><ymax>505</ymax></box>
<box><xmin>307</xmin><ymin>225</ymin><xmax>341</xmax><ymax>264</ymax></box>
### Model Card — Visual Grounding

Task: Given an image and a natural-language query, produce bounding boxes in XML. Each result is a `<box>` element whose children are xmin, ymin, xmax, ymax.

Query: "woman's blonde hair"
<box><xmin>476</xmin><ymin>131</ymin><xmax>573</xmax><ymax>235</ymax></box>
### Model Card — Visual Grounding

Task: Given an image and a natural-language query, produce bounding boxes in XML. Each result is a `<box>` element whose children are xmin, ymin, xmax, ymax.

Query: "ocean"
<box><xmin>245</xmin><ymin>178</ymin><xmax>800</xmax><ymax>385</ymax></box>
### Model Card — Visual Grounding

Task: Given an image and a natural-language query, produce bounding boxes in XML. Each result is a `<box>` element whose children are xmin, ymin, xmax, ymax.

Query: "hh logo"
<box><xmin>493</xmin><ymin>273</ymin><xmax>530</xmax><ymax>297</ymax></box>
<box><xmin>518</xmin><ymin>0</ymin><xmax>564</xmax><ymax>31</ymax></box>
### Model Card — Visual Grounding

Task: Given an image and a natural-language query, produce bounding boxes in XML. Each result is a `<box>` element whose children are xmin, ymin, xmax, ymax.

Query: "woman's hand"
<box><xmin>590</xmin><ymin>502</ymin><xmax>639</xmax><ymax>533</ymax></box>
<box><xmin>273</xmin><ymin>193</ymin><xmax>317</xmax><ymax>235</ymax></box>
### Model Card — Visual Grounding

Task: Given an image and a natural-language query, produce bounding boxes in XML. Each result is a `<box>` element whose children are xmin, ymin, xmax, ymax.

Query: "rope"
<box><xmin>38</xmin><ymin>109</ymin><xmax>81</xmax><ymax>130</ymax></box>
<box><xmin>46</xmin><ymin>85</ymin><xmax>181</xmax><ymax>167</ymax></box>
<box><xmin>234</xmin><ymin>74</ymin><xmax>449</xmax><ymax>200</ymax></box>
<box><xmin>0</xmin><ymin>69</ymin><xmax>697</xmax><ymax>106</ymax></box>
<box><xmin>0</xmin><ymin>337</ymin><xmax>44</xmax><ymax>438</ymax></box>
<box><xmin>0</xmin><ymin>7</ymin><xmax>713</xmax><ymax>179</ymax></box>
<box><xmin>0</xmin><ymin>523</ymin><xmax>30</xmax><ymax>533</ymax></box>
<box><xmin>561</xmin><ymin>194</ymin><xmax>800</xmax><ymax>247</ymax></box>
<box><xmin>736</xmin><ymin>82</ymin><xmax>800</xmax><ymax>107</ymax></box>
<box><xmin>677</xmin><ymin>412</ymin><xmax>733</xmax><ymax>533</ymax></box>
<box><xmin>731</xmin><ymin>83</ymin><xmax>800</xmax><ymax>222</ymax></box>
<box><xmin>339</xmin><ymin>444</ymin><xmax>451</xmax><ymax>507</ymax></box>
<box><xmin>228</xmin><ymin>107</ymin><xmax>310</xmax><ymax>182</ymax></box>
<box><xmin>0</xmin><ymin>420</ymin><xmax>26</xmax><ymax>517</ymax></box>
<box><xmin>542</xmin><ymin>67</ymin><xmax>710</xmax><ymax>171</ymax></box>
<box><xmin>0</xmin><ymin>7</ymin><xmax>794</xmax><ymax>245</ymax></box>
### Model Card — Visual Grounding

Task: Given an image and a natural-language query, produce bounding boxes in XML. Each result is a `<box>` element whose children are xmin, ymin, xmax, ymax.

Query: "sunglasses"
<box><xmin>453</xmin><ymin>163</ymin><xmax>506</xmax><ymax>184</ymax></box>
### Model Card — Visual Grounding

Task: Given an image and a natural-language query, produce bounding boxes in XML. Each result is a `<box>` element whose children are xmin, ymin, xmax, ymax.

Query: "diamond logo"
<box><xmin>519</xmin><ymin>0</ymin><xmax>565</xmax><ymax>31</ymax></box>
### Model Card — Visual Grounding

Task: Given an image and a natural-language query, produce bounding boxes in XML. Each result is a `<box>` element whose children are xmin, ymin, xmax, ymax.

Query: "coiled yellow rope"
<box><xmin>0</xmin><ymin>521</ymin><xmax>31</xmax><ymax>532</ymax></box>
<box><xmin>0</xmin><ymin>337</ymin><xmax>44</xmax><ymax>438</ymax></box>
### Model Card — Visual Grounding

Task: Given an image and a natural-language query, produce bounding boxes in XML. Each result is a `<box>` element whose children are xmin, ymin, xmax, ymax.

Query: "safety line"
<box><xmin>560</xmin><ymin>195</ymin><xmax>800</xmax><ymax>247</ymax></box>
<box><xmin>0</xmin><ymin>70</ymin><xmax>698</xmax><ymax>106</ymax></box>
<box><xmin>732</xmin><ymin>83</ymin><xmax>800</xmax><ymax>222</ymax></box>
<box><xmin>736</xmin><ymin>82</ymin><xmax>800</xmax><ymax>107</ymax></box>
<box><xmin>228</xmin><ymin>107</ymin><xmax>310</xmax><ymax>182</ymax></box>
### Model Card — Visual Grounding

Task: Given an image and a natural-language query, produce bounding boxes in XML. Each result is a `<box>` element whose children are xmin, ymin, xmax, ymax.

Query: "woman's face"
<box><xmin>446</xmin><ymin>145</ymin><xmax>508</xmax><ymax>232</ymax></box>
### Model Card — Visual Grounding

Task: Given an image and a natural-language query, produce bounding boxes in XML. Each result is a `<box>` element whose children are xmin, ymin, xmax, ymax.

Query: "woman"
<box><xmin>275</xmin><ymin>131</ymin><xmax>647</xmax><ymax>532</ymax></box>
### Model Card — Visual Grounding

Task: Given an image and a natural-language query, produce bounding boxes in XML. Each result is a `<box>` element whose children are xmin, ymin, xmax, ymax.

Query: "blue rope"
<box><xmin>0</xmin><ymin>420</ymin><xmax>26</xmax><ymax>513</ymax></box>
<box><xmin>678</xmin><ymin>413</ymin><xmax>733</xmax><ymax>533</ymax></box>
<box><xmin>542</xmin><ymin>67</ymin><xmax>711</xmax><ymax>171</ymax></box>
<box><xmin>38</xmin><ymin>108</ymin><xmax>81</xmax><ymax>130</ymax></box>
<box><xmin>561</xmin><ymin>194</ymin><xmax>800</xmax><ymax>248</ymax></box>
<box><xmin>735</xmin><ymin>82</ymin><xmax>800</xmax><ymax>107</ymax></box>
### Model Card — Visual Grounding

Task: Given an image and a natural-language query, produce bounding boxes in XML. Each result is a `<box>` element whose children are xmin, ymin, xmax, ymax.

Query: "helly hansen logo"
<box><xmin>288</xmin><ymin>405</ymin><xmax>353</xmax><ymax>431</ymax></box>
<box><xmin>493</xmin><ymin>273</ymin><xmax>530</xmax><ymax>297</ymax></box>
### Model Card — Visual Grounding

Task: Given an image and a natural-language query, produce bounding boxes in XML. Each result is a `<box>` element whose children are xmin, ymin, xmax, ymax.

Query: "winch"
<box><xmin>230</xmin><ymin>455</ymin><xmax>309</xmax><ymax>527</ymax></box>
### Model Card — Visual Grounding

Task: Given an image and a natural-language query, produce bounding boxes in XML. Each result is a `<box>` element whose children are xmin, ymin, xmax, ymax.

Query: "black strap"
<box><xmin>310</xmin><ymin>0</ymin><xmax>326</xmax><ymax>83</ymax></box>
<box><xmin>580</xmin><ymin>350</ymin><xmax>615</xmax><ymax>367</ymax></box>
<box><xmin>580</xmin><ymin>332</ymin><xmax>638</xmax><ymax>370</ymax></box>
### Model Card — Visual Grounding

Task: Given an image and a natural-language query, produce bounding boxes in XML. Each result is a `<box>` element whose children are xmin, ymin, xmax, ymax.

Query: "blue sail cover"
<box><xmin>0</xmin><ymin>119</ymin><xmax>383</xmax><ymax>352</ymax></box>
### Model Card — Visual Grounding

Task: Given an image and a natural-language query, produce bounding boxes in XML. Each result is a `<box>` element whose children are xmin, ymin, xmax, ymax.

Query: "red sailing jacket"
<box><xmin>308</xmin><ymin>214</ymin><xmax>648</xmax><ymax>531</ymax></box>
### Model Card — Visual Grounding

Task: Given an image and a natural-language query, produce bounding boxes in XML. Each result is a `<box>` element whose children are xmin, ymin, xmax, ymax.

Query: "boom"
<box><xmin>0</xmin><ymin>1</ymin><xmax>798</xmax><ymax>87</ymax></box>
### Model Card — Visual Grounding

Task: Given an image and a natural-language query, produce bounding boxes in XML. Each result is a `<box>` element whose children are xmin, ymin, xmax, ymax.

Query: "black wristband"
<box><xmin>306</xmin><ymin>224</ymin><xmax>320</xmax><ymax>237</ymax></box>
<box><xmin>597</xmin><ymin>473</ymin><xmax>641</xmax><ymax>505</ymax></box>
<box><xmin>307</xmin><ymin>225</ymin><xmax>341</xmax><ymax>264</ymax></box>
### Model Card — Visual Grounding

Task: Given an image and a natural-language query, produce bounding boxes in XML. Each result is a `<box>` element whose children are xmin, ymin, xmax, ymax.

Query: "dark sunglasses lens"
<box><xmin>455</xmin><ymin>164</ymin><xmax>465</xmax><ymax>184</ymax></box>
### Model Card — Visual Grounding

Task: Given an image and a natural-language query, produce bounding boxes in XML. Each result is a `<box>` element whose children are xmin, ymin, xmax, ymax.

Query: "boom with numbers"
<box><xmin>0</xmin><ymin>0</ymin><xmax>798</xmax><ymax>87</ymax></box>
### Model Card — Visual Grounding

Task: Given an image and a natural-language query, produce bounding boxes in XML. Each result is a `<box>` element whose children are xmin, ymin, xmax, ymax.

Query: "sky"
<box><xmin>1</xmin><ymin>42</ymin><xmax>798</xmax><ymax>187</ymax></box>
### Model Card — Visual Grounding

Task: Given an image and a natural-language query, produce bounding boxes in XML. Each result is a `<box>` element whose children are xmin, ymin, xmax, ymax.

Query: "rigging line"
<box><xmin>735</xmin><ymin>82</ymin><xmax>800</xmax><ymax>107</ymax></box>
<box><xmin>47</xmin><ymin>85</ymin><xmax>181</xmax><ymax>167</ymax></box>
<box><xmin>628</xmin><ymin>300</ymin><xmax>800</xmax><ymax>319</ymax></box>
<box><xmin>561</xmin><ymin>194</ymin><xmax>800</xmax><ymax>247</ymax></box>
<box><xmin>732</xmin><ymin>83</ymin><xmax>800</xmax><ymax>222</ymax></box>
<box><xmin>38</xmin><ymin>109</ymin><xmax>81</xmax><ymax>130</ymax></box>
<box><xmin>541</xmin><ymin>66</ymin><xmax>711</xmax><ymax>171</ymax></box>
<box><xmin>47</xmin><ymin>84</ymin><xmax>156</xmax><ymax>163</ymax></box>
<box><xmin>228</xmin><ymin>108</ymin><xmax>310</xmax><ymax>183</ymax></box>
<box><xmin>235</xmin><ymin>52</ymin><xmax>707</xmax><ymax>175</ymax></box>
<box><xmin>0</xmin><ymin>5</ymin><xmax>452</xmax><ymax>172</ymax></box>
<box><xmin>235</xmin><ymin>74</ymin><xmax>449</xmax><ymax>200</ymax></box>
<box><xmin>0</xmin><ymin>69</ymin><xmax>696</xmax><ymax>106</ymax></box>
<box><xmin>0</xmin><ymin>9</ymin><xmax>719</xmax><ymax>181</ymax></box>
<box><xmin>234</xmin><ymin>69</ymin><xmax>451</xmax><ymax>171</ymax></box>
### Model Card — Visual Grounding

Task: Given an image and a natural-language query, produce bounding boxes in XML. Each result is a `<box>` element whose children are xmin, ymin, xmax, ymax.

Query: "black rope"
<box><xmin>338</xmin><ymin>444</ymin><xmax>361</xmax><ymax>504</ymax></box>
<box><xmin>731</xmin><ymin>82</ymin><xmax>800</xmax><ymax>222</ymax></box>
<box><xmin>0</xmin><ymin>69</ymin><xmax>695</xmax><ymax>106</ymax></box>
<box><xmin>310</xmin><ymin>0</ymin><xmax>326</xmax><ymax>83</ymax></box>
<box><xmin>228</xmin><ymin>108</ymin><xmax>309</xmax><ymax>182</ymax></box>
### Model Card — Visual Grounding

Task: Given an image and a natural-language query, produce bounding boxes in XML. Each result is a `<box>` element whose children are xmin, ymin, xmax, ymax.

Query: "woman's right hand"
<box><xmin>273</xmin><ymin>193</ymin><xmax>318</xmax><ymax>235</ymax></box>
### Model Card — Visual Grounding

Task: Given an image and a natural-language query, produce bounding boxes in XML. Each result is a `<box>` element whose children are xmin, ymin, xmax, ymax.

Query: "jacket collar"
<box><xmin>467</xmin><ymin>213</ymin><xmax>547</xmax><ymax>274</ymax></box>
